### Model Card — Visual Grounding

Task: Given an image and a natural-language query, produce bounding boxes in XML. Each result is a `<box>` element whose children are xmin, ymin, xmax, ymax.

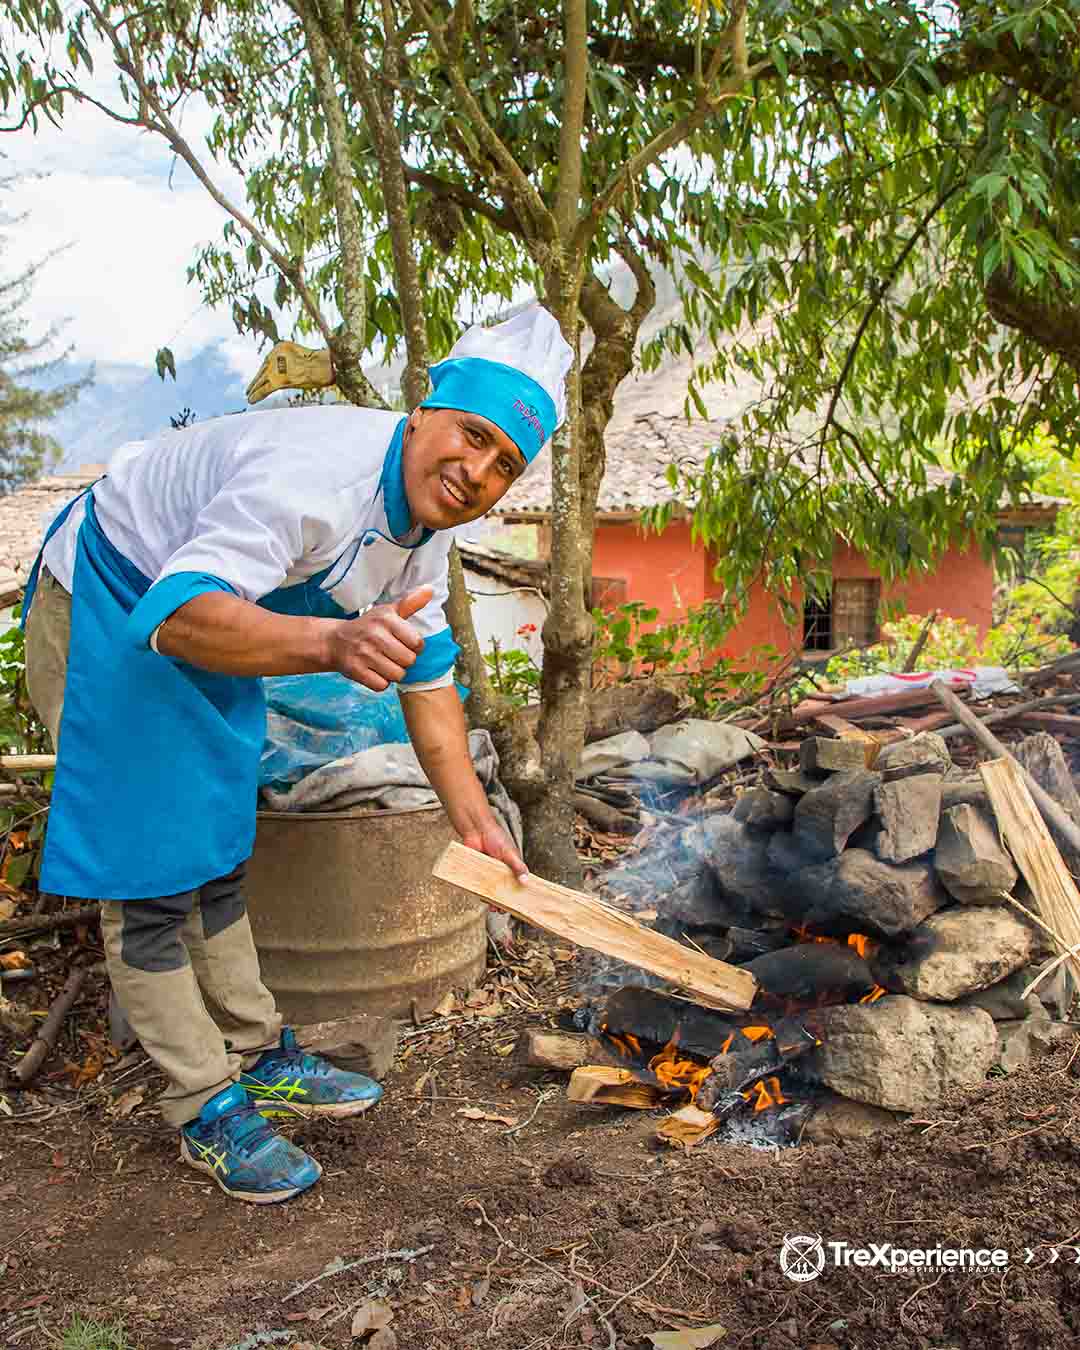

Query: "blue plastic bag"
<box><xmin>259</xmin><ymin>673</ymin><xmax>410</xmax><ymax>789</ymax></box>
<box><xmin>259</xmin><ymin>672</ymin><xmax>468</xmax><ymax>789</ymax></box>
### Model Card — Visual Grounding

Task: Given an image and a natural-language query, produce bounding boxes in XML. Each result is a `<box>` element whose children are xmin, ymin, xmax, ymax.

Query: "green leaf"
<box><xmin>154</xmin><ymin>347</ymin><xmax>177</xmax><ymax>382</ymax></box>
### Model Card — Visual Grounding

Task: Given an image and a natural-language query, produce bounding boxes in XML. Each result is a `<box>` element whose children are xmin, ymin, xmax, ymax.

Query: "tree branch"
<box><xmin>292</xmin><ymin>0</ymin><xmax>384</xmax><ymax>406</ymax></box>
<box><xmin>80</xmin><ymin>0</ymin><xmax>337</xmax><ymax>351</ymax></box>
<box><xmin>985</xmin><ymin>268</ymin><xmax>1080</xmax><ymax>375</ymax></box>
<box><xmin>409</xmin><ymin>0</ymin><xmax>555</xmax><ymax>241</ymax></box>
<box><xmin>554</xmin><ymin>0</ymin><xmax>587</xmax><ymax>240</ymax></box>
<box><xmin>822</xmin><ymin>181</ymin><xmax>963</xmax><ymax>442</ymax></box>
<box><xmin>402</xmin><ymin>167</ymin><xmax>520</xmax><ymax>235</ymax></box>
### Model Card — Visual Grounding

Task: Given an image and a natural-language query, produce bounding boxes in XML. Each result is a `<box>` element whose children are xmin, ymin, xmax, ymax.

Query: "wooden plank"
<box><xmin>517</xmin><ymin>1030</ymin><xmax>602</xmax><ymax>1071</ymax></box>
<box><xmin>979</xmin><ymin>757</ymin><xmax>1080</xmax><ymax>991</ymax></box>
<box><xmin>932</xmin><ymin>682</ymin><xmax>1080</xmax><ymax>860</ymax></box>
<box><xmin>433</xmin><ymin>842</ymin><xmax>757</xmax><ymax>1013</ymax></box>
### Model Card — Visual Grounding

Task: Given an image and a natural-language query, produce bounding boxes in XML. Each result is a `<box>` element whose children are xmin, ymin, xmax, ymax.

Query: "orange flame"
<box><xmin>859</xmin><ymin>985</ymin><xmax>887</xmax><ymax>1004</ymax></box>
<box><xmin>648</xmin><ymin>1036</ymin><xmax>713</xmax><ymax>1101</ymax></box>
<box><xmin>741</xmin><ymin>1076</ymin><xmax>789</xmax><ymax>1113</ymax></box>
<box><xmin>790</xmin><ymin>926</ymin><xmax>879</xmax><ymax>961</ymax></box>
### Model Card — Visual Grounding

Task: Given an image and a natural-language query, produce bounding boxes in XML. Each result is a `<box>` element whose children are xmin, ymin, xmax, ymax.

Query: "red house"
<box><xmin>493</xmin><ymin>412</ymin><xmax>1059</xmax><ymax>660</ymax></box>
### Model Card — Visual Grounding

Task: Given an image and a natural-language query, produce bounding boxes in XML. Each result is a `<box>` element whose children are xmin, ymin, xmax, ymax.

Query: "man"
<box><xmin>23</xmin><ymin>305</ymin><xmax>572</xmax><ymax>1204</ymax></box>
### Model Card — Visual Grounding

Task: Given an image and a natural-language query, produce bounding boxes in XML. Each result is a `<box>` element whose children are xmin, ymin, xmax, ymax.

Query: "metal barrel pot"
<box><xmin>245</xmin><ymin>804</ymin><xmax>486</xmax><ymax>1023</ymax></box>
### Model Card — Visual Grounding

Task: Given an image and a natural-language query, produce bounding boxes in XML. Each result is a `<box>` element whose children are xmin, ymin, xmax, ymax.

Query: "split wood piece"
<box><xmin>0</xmin><ymin>903</ymin><xmax>100</xmax><ymax>940</ymax></box>
<box><xmin>567</xmin><ymin>1065</ymin><xmax>667</xmax><ymax>1108</ymax></box>
<box><xmin>903</xmin><ymin>609</ymin><xmax>939</xmax><ymax>672</ymax></box>
<box><xmin>517</xmin><ymin>1030</ymin><xmax>605</xmax><ymax>1072</ymax></box>
<box><xmin>799</xmin><ymin>736</ymin><xmax>869</xmax><ymax>774</ymax></box>
<box><xmin>936</xmin><ymin>692</ymin><xmax>1080</xmax><ymax>741</ymax></box>
<box><xmin>433</xmin><ymin>842</ymin><xmax>757</xmax><ymax>1013</ymax></box>
<box><xmin>292</xmin><ymin>1013</ymin><xmax>399</xmax><ymax>1082</ymax></box>
<box><xmin>12</xmin><ymin>965</ymin><xmax>88</xmax><ymax>1085</ymax></box>
<box><xmin>0</xmin><ymin>755</ymin><xmax>57</xmax><ymax>774</ymax></box>
<box><xmin>656</xmin><ymin>1103</ymin><xmax>719</xmax><ymax>1146</ymax></box>
<box><xmin>932</xmin><ymin>682</ymin><xmax>1080</xmax><ymax>862</ymax></box>
<box><xmin>979</xmin><ymin>757</ymin><xmax>1080</xmax><ymax>993</ymax></box>
<box><xmin>811</xmin><ymin>715</ymin><xmax>883</xmax><ymax>768</ymax></box>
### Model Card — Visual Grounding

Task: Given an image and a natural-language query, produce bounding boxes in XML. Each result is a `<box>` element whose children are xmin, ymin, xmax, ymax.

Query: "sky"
<box><xmin>1</xmin><ymin>57</ymin><xmax>261</xmax><ymax>379</ymax></box>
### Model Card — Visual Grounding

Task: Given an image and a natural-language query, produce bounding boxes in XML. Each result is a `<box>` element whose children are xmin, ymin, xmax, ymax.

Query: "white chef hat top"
<box><xmin>421</xmin><ymin>304</ymin><xmax>573</xmax><ymax>461</ymax></box>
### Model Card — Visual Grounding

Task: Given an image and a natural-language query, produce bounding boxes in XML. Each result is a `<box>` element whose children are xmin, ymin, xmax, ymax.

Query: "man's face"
<box><xmin>402</xmin><ymin>407</ymin><xmax>528</xmax><ymax>529</ymax></box>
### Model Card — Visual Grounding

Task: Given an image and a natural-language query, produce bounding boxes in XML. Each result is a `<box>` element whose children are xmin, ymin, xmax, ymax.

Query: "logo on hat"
<box><xmin>512</xmin><ymin>397</ymin><xmax>546</xmax><ymax>449</ymax></box>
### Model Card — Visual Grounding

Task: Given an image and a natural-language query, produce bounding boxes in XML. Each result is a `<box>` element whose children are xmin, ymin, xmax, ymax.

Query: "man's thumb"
<box><xmin>396</xmin><ymin>586</ymin><xmax>433</xmax><ymax>620</ymax></box>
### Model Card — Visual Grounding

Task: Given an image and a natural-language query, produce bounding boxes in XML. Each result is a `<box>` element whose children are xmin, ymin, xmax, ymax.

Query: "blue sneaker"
<box><xmin>239</xmin><ymin>1028</ymin><xmax>384</xmax><ymax>1119</ymax></box>
<box><xmin>179</xmin><ymin>1083</ymin><xmax>322</xmax><ymax>1204</ymax></box>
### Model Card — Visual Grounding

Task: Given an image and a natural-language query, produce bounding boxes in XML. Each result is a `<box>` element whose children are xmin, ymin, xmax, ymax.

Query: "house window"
<box><xmin>803</xmin><ymin>591</ymin><xmax>832</xmax><ymax>651</ymax></box>
<box><xmin>833</xmin><ymin>578</ymin><xmax>881</xmax><ymax>647</ymax></box>
<box><xmin>591</xmin><ymin>576</ymin><xmax>628</xmax><ymax>611</ymax></box>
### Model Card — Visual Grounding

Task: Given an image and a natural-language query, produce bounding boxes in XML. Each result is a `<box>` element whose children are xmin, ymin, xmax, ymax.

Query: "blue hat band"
<box><xmin>420</xmin><ymin>357</ymin><xmax>556</xmax><ymax>463</ymax></box>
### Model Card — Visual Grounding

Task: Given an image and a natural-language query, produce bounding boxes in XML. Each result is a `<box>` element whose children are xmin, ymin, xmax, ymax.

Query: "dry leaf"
<box><xmin>432</xmin><ymin>991</ymin><xmax>457</xmax><ymax>1018</ymax></box>
<box><xmin>0</xmin><ymin>897</ymin><xmax>16</xmax><ymax>921</ymax></box>
<box><xmin>0</xmin><ymin>951</ymin><xmax>29</xmax><ymax>971</ymax></box>
<box><xmin>457</xmin><ymin>1106</ymin><xmax>519</xmax><ymax>1128</ymax></box>
<box><xmin>111</xmin><ymin>1086</ymin><xmax>146</xmax><ymax>1118</ymax></box>
<box><xmin>647</xmin><ymin>1326</ymin><xmax>727</xmax><ymax>1349</ymax></box>
<box><xmin>350</xmin><ymin>1299</ymin><xmax>393</xmax><ymax>1336</ymax></box>
<box><xmin>368</xmin><ymin>1330</ymin><xmax>397</xmax><ymax>1350</ymax></box>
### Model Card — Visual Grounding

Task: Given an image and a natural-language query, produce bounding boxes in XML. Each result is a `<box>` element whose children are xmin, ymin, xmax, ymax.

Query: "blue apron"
<box><xmin>24</xmin><ymin>491</ymin><xmax>366</xmax><ymax>901</ymax></box>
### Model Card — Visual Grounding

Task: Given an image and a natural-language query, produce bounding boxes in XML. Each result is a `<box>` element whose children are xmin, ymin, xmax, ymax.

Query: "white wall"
<box><xmin>462</xmin><ymin>567</ymin><xmax>546</xmax><ymax>670</ymax></box>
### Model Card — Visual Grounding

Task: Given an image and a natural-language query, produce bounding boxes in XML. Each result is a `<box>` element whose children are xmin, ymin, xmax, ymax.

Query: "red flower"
<box><xmin>517</xmin><ymin>623</ymin><xmax>538</xmax><ymax>636</ymax></box>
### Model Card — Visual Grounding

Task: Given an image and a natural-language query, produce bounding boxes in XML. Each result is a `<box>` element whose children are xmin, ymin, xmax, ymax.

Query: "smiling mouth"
<box><xmin>441</xmin><ymin>475</ymin><xmax>470</xmax><ymax>508</ymax></box>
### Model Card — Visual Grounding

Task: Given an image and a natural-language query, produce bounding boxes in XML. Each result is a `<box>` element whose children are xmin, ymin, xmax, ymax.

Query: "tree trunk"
<box><xmin>526</xmin><ymin>268</ymin><xmax>592</xmax><ymax>885</ymax></box>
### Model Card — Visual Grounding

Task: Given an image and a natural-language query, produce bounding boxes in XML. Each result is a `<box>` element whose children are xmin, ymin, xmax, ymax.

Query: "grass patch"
<box><xmin>60</xmin><ymin>1315</ymin><xmax>131</xmax><ymax>1350</ymax></box>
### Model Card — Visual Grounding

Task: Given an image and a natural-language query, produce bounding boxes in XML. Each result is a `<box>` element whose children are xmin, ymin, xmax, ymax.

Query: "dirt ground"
<box><xmin>1</xmin><ymin>938</ymin><xmax>1080</xmax><ymax>1350</ymax></box>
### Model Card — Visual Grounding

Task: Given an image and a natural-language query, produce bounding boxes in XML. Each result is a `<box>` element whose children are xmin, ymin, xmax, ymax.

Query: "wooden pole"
<box><xmin>0</xmin><ymin>755</ymin><xmax>57</xmax><ymax>774</ymax></box>
<box><xmin>931</xmin><ymin>681</ymin><xmax>1080</xmax><ymax>859</ymax></box>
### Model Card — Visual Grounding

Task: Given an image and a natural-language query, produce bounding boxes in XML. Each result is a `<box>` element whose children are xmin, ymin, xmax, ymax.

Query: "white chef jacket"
<box><xmin>42</xmin><ymin>405</ymin><xmax>462</xmax><ymax>690</ymax></box>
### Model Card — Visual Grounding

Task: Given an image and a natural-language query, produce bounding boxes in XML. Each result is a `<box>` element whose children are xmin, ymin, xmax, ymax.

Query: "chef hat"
<box><xmin>420</xmin><ymin>304</ymin><xmax>573</xmax><ymax>463</ymax></box>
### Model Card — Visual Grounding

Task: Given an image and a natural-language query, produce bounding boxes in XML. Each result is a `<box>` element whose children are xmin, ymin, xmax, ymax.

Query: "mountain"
<box><xmin>39</xmin><ymin>344</ymin><xmax>251</xmax><ymax>472</ymax></box>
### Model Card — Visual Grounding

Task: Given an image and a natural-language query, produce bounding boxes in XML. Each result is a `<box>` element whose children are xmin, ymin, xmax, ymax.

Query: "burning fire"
<box><xmin>791</xmin><ymin>925</ymin><xmax>879</xmax><ymax>961</ymax></box>
<box><xmin>648</xmin><ymin>1037</ymin><xmax>713</xmax><ymax>1099</ymax></box>
<box><xmin>741</xmin><ymin>1076</ymin><xmax>789</xmax><ymax>1113</ymax></box>
<box><xmin>859</xmin><ymin>985</ymin><xmax>887</xmax><ymax>1004</ymax></box>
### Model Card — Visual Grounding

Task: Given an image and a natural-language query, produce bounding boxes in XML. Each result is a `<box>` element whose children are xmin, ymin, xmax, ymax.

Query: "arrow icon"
<box><xmin>1049</xmin><ymin>1248</ymin><xmax>1061</xmax><ymax>1263</ymax></box>
<box><xmin>1073</xmin><ymin>1249</ymin><xmax>1080</xmax><ymax>1264</ymax></box>
<box><xmin>1024</xmin><ymin>1249</ymin><xmax>1035</xmax><ymax>1264</ymax></box>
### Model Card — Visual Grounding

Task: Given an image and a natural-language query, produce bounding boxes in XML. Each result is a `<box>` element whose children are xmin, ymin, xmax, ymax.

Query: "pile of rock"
<box><xmin>647</xmin><ymin>730</ymin><xmax>1075</xmax><ymax>1127</ymax></box>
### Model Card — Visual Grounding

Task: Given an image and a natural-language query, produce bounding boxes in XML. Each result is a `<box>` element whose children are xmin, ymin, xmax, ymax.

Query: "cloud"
<box><xmin>2</xmin><ymin>83</ymin><xmax>259</xmax><ymax>373</ymax></box>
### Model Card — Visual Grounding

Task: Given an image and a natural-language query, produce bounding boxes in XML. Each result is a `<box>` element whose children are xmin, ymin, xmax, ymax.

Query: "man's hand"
<box><xmin>461</xmin><ymin>817</ymin><xmax>529</xmax><ymax>883</ymax></box>
<box><xmin>246</xmin><ymin>342</ymin><xmax>334</xmax><ymax>405</ymax></box>
<box><xmin>327</xmin><ymin>587</ymin><xmax>432</xmax><ymax>691</ymax></box>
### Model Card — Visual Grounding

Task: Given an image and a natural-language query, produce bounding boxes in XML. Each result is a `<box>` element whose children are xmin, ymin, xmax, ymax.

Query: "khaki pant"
<box><xmin>25</xmin><ymin>567</ymin><xmax>282</xmax><ymax>1126</ymax></box>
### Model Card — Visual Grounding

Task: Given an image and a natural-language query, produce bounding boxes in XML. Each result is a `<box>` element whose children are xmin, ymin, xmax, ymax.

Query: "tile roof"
<box><xmin>0</xmin><ymin>469</ymin><xmax>103</xmax><ymax>597</ymax></box>
<box><xmin>496</xmin><ymin>413</ymin><xmax>1065</xmax><ymax>519</ymax></box>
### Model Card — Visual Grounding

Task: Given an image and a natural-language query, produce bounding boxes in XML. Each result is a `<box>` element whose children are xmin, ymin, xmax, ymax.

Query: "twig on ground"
<box><xmin>281</xmin><ymin>1243</ymin><xmax>435</xmax><ymax>1301</ymax></box>
<box><xmin>0</xmin><ymin>904</ymin><xmax>100</xmax><ymax>940</ymax></box>
<box><xmin>466</xmin><ymin>1199</ymin><xmax>619</xmax><ymax>1350</ymax></box>
<box><xmin>602</xmin><ymin>1236</ymin><xmax>679</xmax><ymax>1322</ymax></box>
<box><xmin>504</xmin><ymin>1086</ymin><xmax>555</xmax><ymax>1140</ymax></box>
<box><xmin>12</xmin><ymin>966</ymin><xmax>88</xmax><ymax>1085</ymax></box>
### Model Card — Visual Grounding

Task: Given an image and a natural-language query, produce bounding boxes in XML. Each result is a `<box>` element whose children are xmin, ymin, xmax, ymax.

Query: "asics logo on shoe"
<box><xmin>241</xmin><ymin>1075</ymin><xmax>308</xmax><ymax>1101</ymax></box>
<box><xmin>187</xmin><ymin>1138</ymin><xmax>229</xmax><ymax>1175</ymax></box>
